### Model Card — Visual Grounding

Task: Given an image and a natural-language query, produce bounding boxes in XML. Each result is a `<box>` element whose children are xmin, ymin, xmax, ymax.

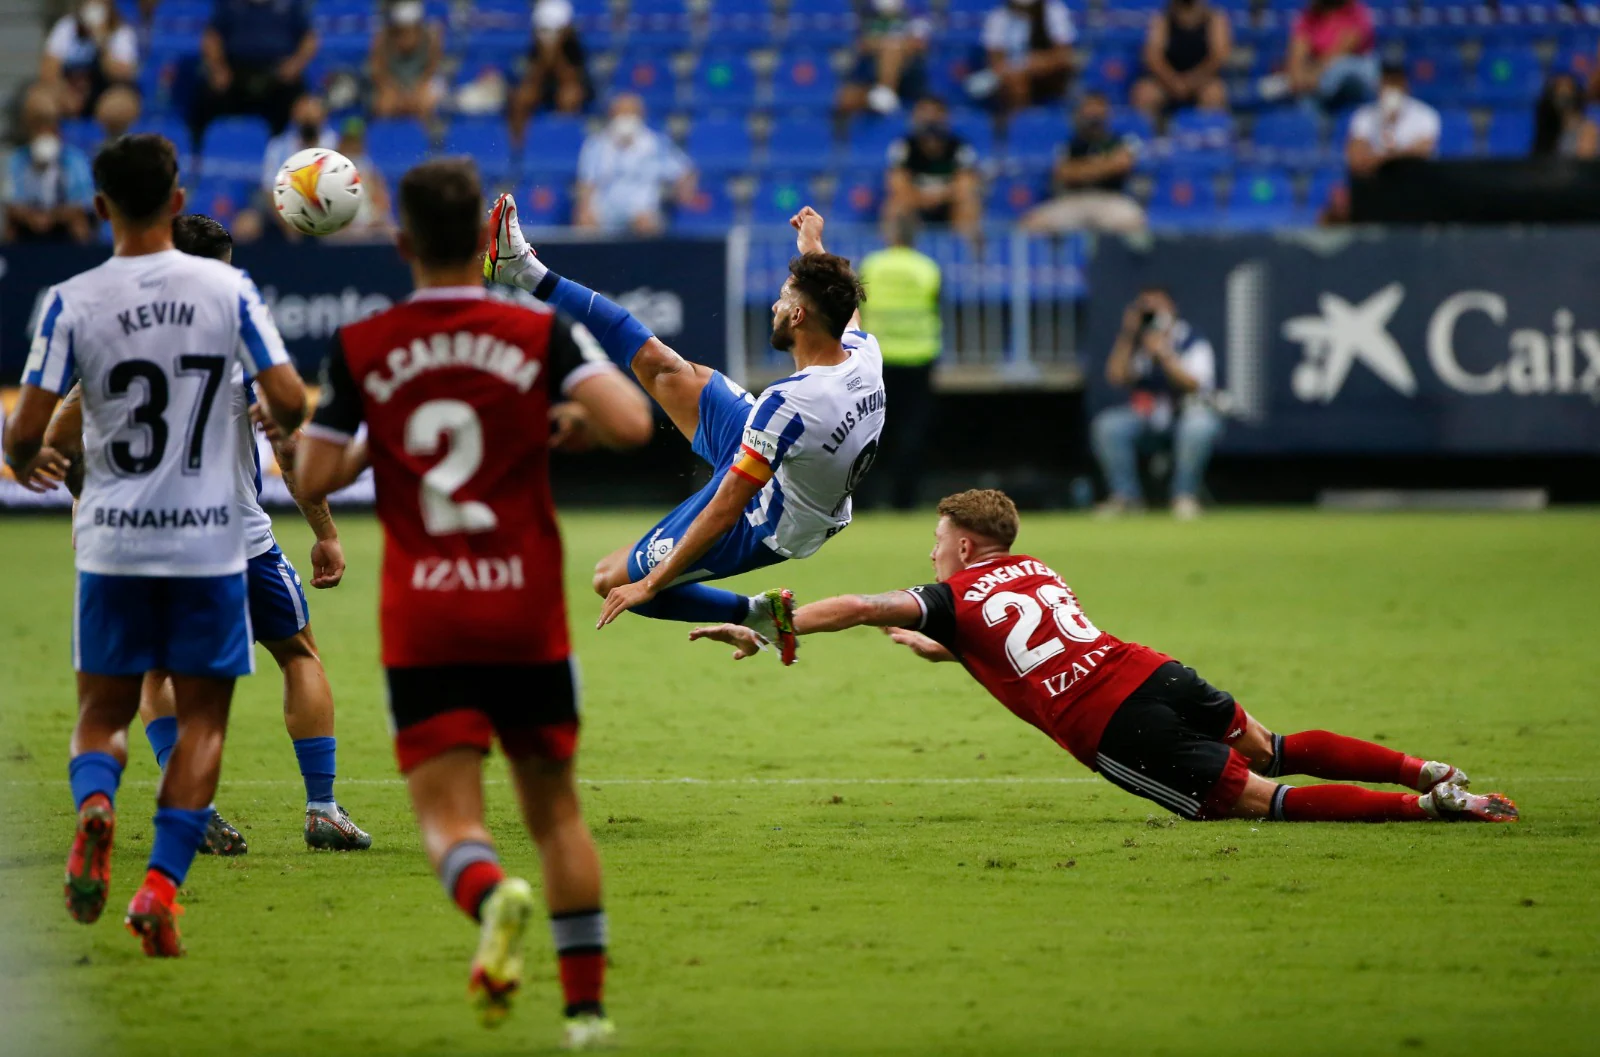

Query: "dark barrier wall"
<box><xmin>1085</xmin><ymin>229</ymin><xmax>1600</xmax><ymax>454</ymax></box>
<box><xmin>0</xmin><ymin>237</ymin><xmax>729</xmax><ymax>380</ymax></box>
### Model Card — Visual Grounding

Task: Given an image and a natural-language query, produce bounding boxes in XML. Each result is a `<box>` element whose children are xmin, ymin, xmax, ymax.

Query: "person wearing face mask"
<box><xmin>193</xmin><ymin>0</ymin><xmax>320</xmax><ymax>139</ymax></box>
<box><xmin>1281</xmin><ymin>0</ymin><xmax>1379</xmax><ymax>112</ymax></box>
<box><xmin>883</xmin><ymin>96</ymin><xmax>981</xmax><ymax>239</ymax></box>
<box><xmin>40</xmin><ymin>0</ymin><xmax>140</xmax><ymax>118</ymax></box>
<box><xmin>837</xmin><ymin>0</ymin><xmax>933</xmax><ymax>118</ymax></box>
<box><xmin>1020</xmin><ymin>92</ymin><xmax>1146</xmax><ymax>235</ymax></box>
<box><xmin>4</xmin><ymin>84</ymin><xmax>96</xmax><ymax>244</ymax></box>
<box><xmin>1131</xmin><ymin>0</ymin><xmax>1232</xmax><ymax>123</ymax></box>
<box><xmin>1531</xmin><ymin>73</ymin><xmax>1599</xmax><ymax>159</ymax></box>
<box><xmin>574</xmin><ymin>94</ymin><xmax>697</xmax><ymax>235</ymax></box>
<box><xmin>980</xmin><ymin>0</ymin><xmax>1077</xmax><ymax>116</ymax></box>
<box><xmin>370</xmin><ymin>0</ymin><xmax>446</xmax><ymax>121</ymax></box>
<box><xmin>509</xmin><ymin>0</ymin><xmax>594</xmax><ymax>140</ymax></box>
<box><xmin>1345</xmin><ymin>63</ymin><xmax>1440</xmax><ymax>179</ymax></box>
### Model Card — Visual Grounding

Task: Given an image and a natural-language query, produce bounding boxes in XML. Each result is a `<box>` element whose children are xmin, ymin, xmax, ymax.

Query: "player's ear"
<box><xmin>93</xmin><ymin>192</ymin><xmax>110</xmax><ymax>223</ymax></box>
<box><xmin>395</xmin><ymin>226</ymin><xmax>416</xmax><ymax>264</ymax></box>
<box><xmin>168</xmin><ymin>184</ymin><xmax>186</xmax><ymax>218</ymax></box>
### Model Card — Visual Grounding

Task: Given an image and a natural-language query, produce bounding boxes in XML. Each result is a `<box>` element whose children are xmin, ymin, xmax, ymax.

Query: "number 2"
<box><xmin>405</xmin><ymin>400</ymin><xmax>498</xmax><ymax>536</ymax></box>
<box><xmin>981</xmin><ymin>585</ymin><xmax>1103</xmax><ymax>676</ymax></box>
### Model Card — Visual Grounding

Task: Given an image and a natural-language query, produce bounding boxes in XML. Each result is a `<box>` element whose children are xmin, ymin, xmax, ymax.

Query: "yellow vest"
<box><xmin>858</xmin><ymin>246</ymin><xmax>942</xmax><ymax>367</ymax></box>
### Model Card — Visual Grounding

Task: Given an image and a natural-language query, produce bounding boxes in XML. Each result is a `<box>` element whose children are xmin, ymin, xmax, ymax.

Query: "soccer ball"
<box><xmin>273</xmin><ymin>148</ymin><xmax>363</xmax><ymax>236</ymax></box>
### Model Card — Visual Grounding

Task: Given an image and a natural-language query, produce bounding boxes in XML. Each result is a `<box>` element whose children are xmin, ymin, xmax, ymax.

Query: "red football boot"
<box><xmin>125</xmin><ymin>873</ymin><xmax>186</xmax><ymax>957</ymax></box>
<box><xmin>64</xmin><ymin>793</ymin><xmax>115</xmax><ymax>924</ymax></box>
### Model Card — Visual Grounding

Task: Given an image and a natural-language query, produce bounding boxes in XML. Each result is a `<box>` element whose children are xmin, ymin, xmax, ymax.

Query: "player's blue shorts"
<box><xmin>626</xmin><ymin>371</ymin><xmax>789</xmax><ymax>585</ymax></box>
<box><xmin>246</xmin><ymin>542</ymin><xmax>310</xmax><ymax>644</ymax></box>
<box><xmin>75</xmin><ymin>571</ymin><xmax>254</xmax><ymax>678</ymax></box>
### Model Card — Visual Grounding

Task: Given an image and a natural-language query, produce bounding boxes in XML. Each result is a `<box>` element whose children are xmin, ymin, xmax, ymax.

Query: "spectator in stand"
<box><xmin>883</xmin><ymin>96</ymin><xmax>981</xmax><ymax>239</ymax></box>
<box><xmin>1092</xmin><ymin>288</ymin><xmax>1221</xmax><ymax>521</ymax></box>
<box><xmin>194</xmin><ymin>0</ymin><xmax>319</xmax><ymax>138</ymax></box>
<box><xmin>93</xmin><ymin>83</ymin><xmax>141</xmax><ymax>142</ymax></box>
<box><xmin>838</xmin><ymin>0</ymin><xmax>932</xmax><ymax>118</ymax></box>
<box><xmin>1345</xmin><ymin>63</ymin><xmax>1439</xmax><ymax>178</ymax></box>
<box><xmin>980</xmin><ymin>0</ymin><xmax>1076</xmax><ymax>116</ymax></box>
<box><xmin>1281</xmin><ymin>0</ymin><xmax>1378</xmax><ymax>112</ymax></box>
<box><xmin>1131</xmin><ymin>0</ymin><xmax>1232</xmax><ymax>123</ymax></box>
<box><xmin>1532</xmin><ymin>73</ymin><xmax>1599</xmax><ymax>159</ymax></box>
<box><xmin>327</xmin><ymin>117</ymin><xmax>394</xmax><ymax>240</ymax></box>
<box><xmin>1020</xmin><ymin>92</ymin><xmax>1145</xmax><ymax>235</ymax></box>
<box><xmin>575</xmin><ymin>93</ymin><xmax>696</xmax><ymax>235</ymax></box>
<box><xmin>370</xmin><ymin>0</ymin><xmax>445</xmax><ymax>122</ymax></box>
<box><xmin>4</xmin><ymin>85</ymin><xmax>95</xmax><ymax>244</ymax></box>
<box><xmin>40</xmin><ymin>0</ymin><xmax>139</xmax><ymax>119</ymax></box>
<box><xmin>509</xmin><ymin>0</ymin><xmax>593</xmax><ymax>141</ymax></box>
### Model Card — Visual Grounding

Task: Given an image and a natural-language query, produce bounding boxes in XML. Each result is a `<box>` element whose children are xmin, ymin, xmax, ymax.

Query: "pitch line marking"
<box><xmin>1</xmin><ymin>775</ymin><xmax>1585</xmax><ymax>788</ymax></box>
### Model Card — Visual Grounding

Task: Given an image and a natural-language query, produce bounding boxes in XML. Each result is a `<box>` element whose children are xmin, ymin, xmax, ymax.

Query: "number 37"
<box><xmin>982</xmin><ymin>585</ymin><xmax>1101</xmax><ymax>676</ymax></box>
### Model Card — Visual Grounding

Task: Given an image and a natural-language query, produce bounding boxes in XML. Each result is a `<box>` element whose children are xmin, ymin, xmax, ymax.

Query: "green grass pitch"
<box><xmin>2</xmin><ymin>508</ymin><xmax>1598</xmax><ymax>1057</ymax></box>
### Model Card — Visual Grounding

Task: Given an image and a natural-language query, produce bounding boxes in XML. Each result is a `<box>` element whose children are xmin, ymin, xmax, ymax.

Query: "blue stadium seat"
<box><xmin>826</xmin><ymin>170</ymin><xmax>883</xmax><ymax>225</ymax></box>
<box><xmin>1145</xmin><ymin>170</ymin><xmax>1221</xmax><ymax>230</ymax></box>
<box><xmin>1437</xmin><ymin>108</ymin><xmax>1479</xmax><ymax>157</ymax></box>
<box><xmin>61</xmin><ymin>118</ymin><xmax>101</xmax><ymax>156</ymax></box>
<box><xmin>1110</xmin><ymin>109</ymin><xmax>1157</xmax><ymax>146</ymax></box>
<box><xmin>1007</xmin><ymin>108</ymin><xmax>1071</xmax><ymax>165</ymax></box>
<box><xmin>1248</xmin><ymin>108</ymin><xmax>1323</xmax><ymax>168</ymax></box>
<box><xmin>766</xmin><ymin>114</ymin><xmax>836</xmax><ymax>172</ymax></box>
<box><xmin>198</xmin><ymin>116</ymin><xmax>270</xmax><ymax>182</ymax></box>
<box><xmin>750</xmin><ymin>174</ymin><xmax>813</xmax><ymax>225</ymax></box>
<box><xmin>463</xmin><ymin>26</ymin><xmax>527</xmax><ymax>62</ymax></box>
<box><xmin>442</xmin><ymin>118</ymin><xmax>514</xmax><ymax>183</ymax></box>
<box><xmin>924</xmin><ymin>45</ymin><xmax>983</xmax><ymax>104</ymax></box>
<box><xmin>705</xmin><ymin>0</ymin><xmax>777</xmax><ymax>49</ymax></box>
<box><xmin>131</xmin><ymin>114</ymin><xmax>194</xmax><ymax>157</ymax></box>
<box><xmin>690</xmin><ymin>52</ymin><xmax>757</xmax><ymax>110</ymax></box>
<box><xmin>674</xmin><ymin>179</ymin><xmax>736</xmax><ymax>234</ymax></box>
<box><xmin>1166</xmin><ymin>110</ymin><xmax>1235</xmax><ymax>173</ymax></box>
<box><xmin>366</xmin><ymin>117</ymin><xmax>432</xmax><ymax>176</ymax></box>
<box><xmin>1552</xmin><ymin>37</ymin><xmax>1599</xmax><ymax>81</ymax></box>
<box><xmin>1407</xmin><ymin>48</ymin><xmax>1471</xmax><ymax>106</ymax></box>
<box><xmin>686</xmin><ymin>115</ymin><xmax>754</xmax><ymax>174</ymax></box>
<box><xmin>189</xmin><ymin>176</ymin><xmax>254</xmax><ymax>223</ymax></box>
<box><xmin>1227</xmin><ymin>168</ymin><xmax>1303</xmax><ymax>230</ymax></box>
<box><xmin>1305</xmin><ymin>167</ymin><xmax>1347</xmax><ymax>217</ymax></box>
<box><xmin>986</xmin><ymin>172</ymin><xmax>1047</xmax><ymax>221</ymax></box>
<box><xmin>949</xmin><ymin>109</ymin><xmax>995</xmax><ymax>158</ymax></box>
<box><xmin>786</xmin><ymin>0</ymin><xmax>859</xmax><ymax>50</ymax></box>
<box><xmin>944</xmin><ymin>0</ymin><xmax>992</xmax><ymax>36</ymax></box>
<box><xmin>770</xmin><ymin>52</ymin><xmax>838</xmax><ymax>108</ymax></box>
<box><xmin>610</xmin><ymin>52</ymin><xmax>678</xmax><ymax>108</ymax></box>
<box><xmin>1472</xmin><ymin>46</ymin><xmax>1544</xmax><ymax>107</ymax></box>
<box><xmin>522</xmin><ymin>115</ymin><xmax>587</xmax><ymax>177</ymax></box>
<box><xmin>520</xmin><ymin>180</ymin><xmax>571</xmax><ymax>227</ymax></box>
<box><xmin>1079</xmin><ymin>48</ymin><xmax>1140</xmax><ymax>105</ymax></box>
<box><xmin>1485</xmin><ymin>109</ymin><xmax>1534</xmax><ymax>156</ymax></box>
<box><xmin>623</xmin><ymin>0</ymin><xmax>693</xmax><ymax>51</ymax></box>
<box><xmin>839</xmin><ymin>115</ymin><xmax>909</xmax><ymax>168</ymax></box>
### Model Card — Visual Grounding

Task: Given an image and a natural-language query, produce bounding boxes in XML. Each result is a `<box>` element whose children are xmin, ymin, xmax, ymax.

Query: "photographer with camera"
<box><xmin>1090</xmin><ymin>287</ymin><xmax>1222</xmax><ymax>520</ymax></box>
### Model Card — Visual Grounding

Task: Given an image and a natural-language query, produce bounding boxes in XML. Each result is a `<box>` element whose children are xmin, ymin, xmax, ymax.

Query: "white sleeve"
<box><xmin>44</xmin><ymin>18</ymin><xmax>75</xmax><ymax>61</ymax></box>
<box><xmin>21</xmin><ymin>286</ymin><xmax>77</xmax><ymax>396</ymax></box>
<box><xmin>1047</xmin><ymin>2</ymin><xmax>1076</xmax><ymax>45</ymax></box>
<box><xmin>981</xmin><ymin>10</ymin><xmax>1006</xmax><ymax>51</ymax></box>
<box><xmin>577</xmin><ymin>136</ymin><xmax>601</xmax><ymax>184</ymax></box>
<box><xmin>1414</xmin><ymin>104</ymin><xmax>1441</xmax><ymax>146</ymax></box>
<box><xmin>234</xmin><ymin>271</ymin><xmax>291</xmax><ymax>375</ymax></box>
<box><xmin>1347</xmin><ymin>107</ymin><xmax>1377</xmax><ymax>146</ymax></box>
<box><xmin>1182</xmin><ymin>338</ymin><xmax>1216</xmax><ymax>394</ymax></box>
<box><xmin>106</xmin><ymin>25</ymin><xmax>139</xmax><ymax>66</ymax></box>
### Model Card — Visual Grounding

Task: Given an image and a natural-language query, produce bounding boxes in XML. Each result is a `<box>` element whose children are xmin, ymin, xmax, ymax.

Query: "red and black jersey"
<box><xmin>907</xmin><ymin>555</ymin><xmax>1170</xmax><ymax>768</ymax></box>
<box><xmin>306</xmin><ymin>287</ymin><xmax>614</xmax><ymax>669</ymax></box>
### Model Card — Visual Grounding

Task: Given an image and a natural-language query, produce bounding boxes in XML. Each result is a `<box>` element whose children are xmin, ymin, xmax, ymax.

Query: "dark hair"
<box><xmin>1532</xmin><ymin>73</ymin><xmax>1582</xmax><ymax>157</ymax></box>
<box><xmin>173</xmin><ymin>214</ymin><xmax>233</xmax><ymax>262</ymax></box>
<box><xmin>398</xmin><ymin>157</ymin><xmax>482</xmax><ymax>266</ymax></box>
<box><xmin>788</xmin><ymin>252</ymin><xmax>865</xmax><ymax>340</ymax></box>
<box><xmin>92</xmin><ymin>134</ymin><xmax>179</xmax><ymax>224</ymax></box>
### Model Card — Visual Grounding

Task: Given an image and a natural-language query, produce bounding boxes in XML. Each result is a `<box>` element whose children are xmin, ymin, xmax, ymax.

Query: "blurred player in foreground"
<box><xmin>485</xmin><ymin>198</ymin><xmax>883</xmax><ymax>658</ymax></box>
<box><xmin>2</xmin><ymin>134</ymin><xmax>308</xmax><ymax>956</ymax></box>
<box><xmin>37</xmin><ymin>214</ymin><xmax>371</xmax><ymax>856</ymax></box>
<box><xmin>692</xmin><ymin>489</ymin><xmax>1519</xmax><ymax>825</ymax></box>
<box><xmin>294</xmin><ymin>158</ymin><xmax>652</xmax><ymax>1046</ymax></box>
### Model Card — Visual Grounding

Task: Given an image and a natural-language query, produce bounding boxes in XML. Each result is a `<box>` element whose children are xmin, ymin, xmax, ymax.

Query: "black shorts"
<box><xmin>1093</xmin><ymin>661</ymin><xmax>1251</xmax><ymax>820</ymax></box>
<box><xmin>386</xmin><ymin>660</ymin><xmax>580</xmax><ymax>773</ymax></box>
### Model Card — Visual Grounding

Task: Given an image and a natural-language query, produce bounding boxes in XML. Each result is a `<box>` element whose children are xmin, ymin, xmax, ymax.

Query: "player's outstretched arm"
<box><xmin>294</xmin><ymin>435</ymin><xmax>368</xmax><ymax>505</ymax></box>
<box><xmin>564</xmin><ymin>370</ymin><xmax>654</xmax><ymax>450</ymax></box>
<box><xmin>254</xmin><ymin>363</ymin><xmax>308</xmax><ymax>435</ymax></box>
<box><xmin>690</xmin><ymin>589</ymin><xmax>951</xmax><ymax>662</ymax></box>
<box><xmin>790</xmin><ymin>206</ymin><xmax>862</xmax><ymax>333</ymax></box>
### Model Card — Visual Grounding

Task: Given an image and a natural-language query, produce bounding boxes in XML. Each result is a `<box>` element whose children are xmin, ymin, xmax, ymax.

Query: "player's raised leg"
<box><xmin>1229</xmin><ymin>717</ymin><xmax>1470</xmax><ymax>792</ymax></box>
<box><xmin>138</xmin><ymin>672</ymin><xmax>248</xmax><ymax>856</ymax></box>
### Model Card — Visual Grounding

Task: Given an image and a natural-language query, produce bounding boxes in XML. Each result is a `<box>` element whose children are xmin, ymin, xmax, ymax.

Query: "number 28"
<box><xmin>981</xmin><ymin>585</ymin><xmax>1101</xmax><ymax>676</ymax></box>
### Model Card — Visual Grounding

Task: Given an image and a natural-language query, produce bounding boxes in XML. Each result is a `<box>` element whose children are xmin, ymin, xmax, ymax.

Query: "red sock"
<box><xmin>557</xmin><ymin>950</ymin><xmax>607</xmax><ymax>1016</ymax></box>
<box><xmin>1276</xmin><ymin>784</ymin><xmax>1428</xmax><ymax>822</ymax></box>
<box><xmin>143</xmin><ymin>868</ymin><xmax>178</xmax><ymax>906</ymax></box>
<box><xmin>452</xmin><ymin>860</ymin><xmax>505</xmax><ymax>920</ymax></box>
<box><xmin>1277</xmin><ymin>730</ymin><xmax>1423</xmax><ymax>787</ymax></box>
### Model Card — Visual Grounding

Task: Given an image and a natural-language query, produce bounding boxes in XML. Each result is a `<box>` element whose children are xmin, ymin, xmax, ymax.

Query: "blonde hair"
<box><xmin>937</xmin><ymin>489</ymin><xmax>1019</xmax><ymax>547</ymax></box>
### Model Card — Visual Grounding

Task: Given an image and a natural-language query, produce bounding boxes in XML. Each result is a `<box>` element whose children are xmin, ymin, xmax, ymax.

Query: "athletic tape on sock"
<box><xmin>438</xmin><ymin>839</ymin><xmax>499</xmax><ymax>897</ymax></box>
<box><xmin>550</xmin><ymin>909</ymin><xmax>608</xmax><ymax>952</ymax></box>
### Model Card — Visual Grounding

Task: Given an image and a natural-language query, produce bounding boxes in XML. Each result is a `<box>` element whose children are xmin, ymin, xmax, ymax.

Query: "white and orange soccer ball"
<box><xmin>273</xmin><ymin>147</ymin><xmax>363</xmax><ymax>236</ymax></box>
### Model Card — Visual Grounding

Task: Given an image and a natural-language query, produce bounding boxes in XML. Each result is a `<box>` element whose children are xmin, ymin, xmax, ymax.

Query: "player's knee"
<box><xmin>630</xmin><ymin>338</ymin><xmax>678</xmax><ymax>384</ymax></box>
<box><xmin>1236</xmin><ymin>717</ymin><xmax>1276</xmax><ymax>773</ymax></box>
<box><xmin>263</xmin><ymin>629</ymin><xmax>320</xmax><ymax>667</ymax></box>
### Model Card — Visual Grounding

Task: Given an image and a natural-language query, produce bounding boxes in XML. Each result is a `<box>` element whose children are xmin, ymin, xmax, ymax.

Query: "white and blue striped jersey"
<box><xmin>738</xmin><ymin>329</ymin><xmax>886</xmax><ymax>558</ymax></box>
<box><xmin>23</xmin><ymin>248</ymin><xmax>291</xmax><ymax>577</ymax></box>
<box><xmin>234</xmin><ymin>377</ymin><xmax>278</xmax><ymax>560</ymax></box>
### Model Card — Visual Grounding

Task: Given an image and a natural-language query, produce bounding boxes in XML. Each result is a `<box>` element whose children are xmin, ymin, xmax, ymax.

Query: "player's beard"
<box><xmin>770</xmin><ymin>315</ymin><xmax>795</xmax><ymax>352</ymax></box>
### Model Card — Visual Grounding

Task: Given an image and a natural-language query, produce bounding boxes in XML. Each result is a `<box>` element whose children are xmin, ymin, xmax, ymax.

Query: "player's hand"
<box><xmin>309</xmin><ymin>537</ymin><xmax>345</xmax><ymax>589</ymax></box>
<box><xmin>883</xmin><ymin>626</ymin><xmax>956</xmax><ymax>663</ymax></box>
<box><xmin>597</xmin><ymin>579</ymin><xmax>657</xmax><ymax>628</ymax></box>
<box><xmin>688</xmin><ymin>623</ymin><xmax>769</xmax><ymax>660</ymax></box>
<box><xmin>790</xmin><ymin>206</ymin><xmax>826</xmax><ymax>255</ymax></box>
<box><xmin>14</xmin><ymin>446</ymin><xmax>71</xmax><ymax>493</ymax></box>
<box><xmin>550</xmin><ymin>401</ymin><xmax>595</xmax><ymax>452</ymax></box>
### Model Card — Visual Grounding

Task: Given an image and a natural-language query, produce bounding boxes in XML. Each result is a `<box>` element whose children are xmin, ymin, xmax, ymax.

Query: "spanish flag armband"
<box><xmin>730</xmin><ymin>426</ymin><xmax>780</xmax><ymax>485</ymax></box>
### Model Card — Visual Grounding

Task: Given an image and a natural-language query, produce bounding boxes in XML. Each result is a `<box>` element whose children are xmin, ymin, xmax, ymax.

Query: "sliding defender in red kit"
<box><xmin>294</xmin><ymin>158</ymin><xmax>652</xmax><ymax>1048</ymax></box>
<box><xmin>692</xmin><ymin>489</ymin><xmax>1519</xmax><ymax>826</ymax></box>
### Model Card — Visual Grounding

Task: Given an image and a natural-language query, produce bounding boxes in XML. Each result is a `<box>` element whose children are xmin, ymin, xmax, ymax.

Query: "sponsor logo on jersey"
<box><xmin>1038</xmin><ymin>643</ymin><xmax>1117</xmax><ymax>699</ymax></box>
<box><xmin>641</xmin><ymin>530</ymin><xmax>675</xmax><ymax>570</ymax></box>
<box><xmin>364</xmin><ymin>331</ymin><xmax>542</xmax><ymax>403</ymax></box>
<box><xmin>89</xmin><ymin>505</ymin><xmax>231</xmax><ymax>529</ymax></box>
<box><xmin>410</xmin><ymin>556</ymin><xmax>526</xmax><ymax>592</ymax></box>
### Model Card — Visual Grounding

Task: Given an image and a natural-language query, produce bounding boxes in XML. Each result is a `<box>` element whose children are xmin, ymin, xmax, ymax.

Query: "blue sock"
<box><xmin>68</xmin><ymin>751</ymin><xmax>123</xmax><ymax>810</ymax></box>
<box><xmin>630</xmin><ymin>583</ymin><xmax>750</xmax><ymax>624</ymax></box>
<box><xmin>534</xmin><ymin>273</ymin><xmax>655</xmax><ymax>366</ymax></box>
<box><xmin>292</xmin><ymin>736</ymin><xmax>337</xmax><ymax>807</ymax></box>
<box><xmin>147</xmin><ymin>806</ymin><xmax>212</xmax><ymax>885</ymax></box>
<box><xmin>145</xmin><ymin>716</ymin><xmax>178</xmax><ymax>771</ymax></box>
